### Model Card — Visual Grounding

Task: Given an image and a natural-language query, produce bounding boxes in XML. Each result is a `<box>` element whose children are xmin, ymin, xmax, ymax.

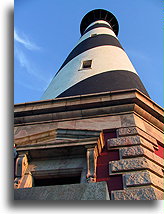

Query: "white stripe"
<box><xmin>77</xmin><ymin>27</ymin><xmax>117</xmax><ymax>45</ymax></box>
<box><xmin>85</xmin><ymin>20</ymin><xmax>111</xmax><ymax>31</ymax></box>
<box><xmin>41</xmin><ymin>46</ymin><xmax>137</xmax><ymax>99</ymax></box>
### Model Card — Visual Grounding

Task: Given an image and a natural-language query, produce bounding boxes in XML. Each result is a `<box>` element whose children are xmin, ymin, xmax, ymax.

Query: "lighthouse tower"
<box><xmin>41</xmin><ymin>9</ymin><xmax>149</xmax><ymax>100</ymax></box>
<box><xmin>14</xmin><ymin>9</ymin><xmax>163</xmax><ymax>200</ymax></box>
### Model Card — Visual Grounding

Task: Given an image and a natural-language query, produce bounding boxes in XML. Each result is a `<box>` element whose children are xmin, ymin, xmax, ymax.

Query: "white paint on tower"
<box><xmin>42</xmin><ymin>45</ymin><xmax>137</xmax><ymax>99</ymax></box>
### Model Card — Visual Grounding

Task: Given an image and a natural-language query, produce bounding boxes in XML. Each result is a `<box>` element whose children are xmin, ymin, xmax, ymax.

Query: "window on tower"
<box><xmin>81</xmin><ymin>60</ymin><xmax>92</xmax><ymax>69</ymax></box>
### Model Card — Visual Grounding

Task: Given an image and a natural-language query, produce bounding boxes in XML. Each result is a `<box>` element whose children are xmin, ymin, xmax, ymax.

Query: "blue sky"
<box><xmin>14</xmin><ymin>0</ymin><xmax>163</xmax><ymax>107</ymax></box>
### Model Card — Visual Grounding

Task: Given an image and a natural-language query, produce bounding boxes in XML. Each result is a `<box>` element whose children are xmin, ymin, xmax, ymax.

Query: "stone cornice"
<box><xmin>14</xmin><ymin>89</ymin><xmax>163</xmax><ymax>131</ymax></box>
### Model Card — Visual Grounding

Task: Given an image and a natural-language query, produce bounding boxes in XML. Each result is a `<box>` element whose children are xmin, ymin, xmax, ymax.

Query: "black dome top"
<box><xmin>80</xmin><ymin>9</ymin><xmax>119</xmax><ymax>36</ymax></box>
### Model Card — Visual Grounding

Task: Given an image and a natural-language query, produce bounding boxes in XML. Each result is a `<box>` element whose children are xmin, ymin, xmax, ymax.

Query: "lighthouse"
<box><xmin>14</xmin><ymin>9</ymin><xmax>163</xmax><ymax>200</ymax></box>
<box><xmin>41</xmin><ymin>9</ymin><xmax>149</xmax><ymax>100</ymax></box>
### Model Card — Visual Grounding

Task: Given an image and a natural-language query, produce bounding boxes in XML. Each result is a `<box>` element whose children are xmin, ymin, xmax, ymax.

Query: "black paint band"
<box><xmin>83</xmin><ymin>23</ymin><xmax>113</xmax><ymax>35</ymax></box>
<box><xmin>56</xmin><ymin>34</ymin><xmax>123</xmax><ymax>75</ymax></box>
<box><xmin>57</xmin><ymin>70</ymin><xmax>149</xmax><ymax>98</ymax></box>
<box><xmin>80</xmin><ymin>9</ymin><xmax>119</xmax><ymax>36</ymax></box>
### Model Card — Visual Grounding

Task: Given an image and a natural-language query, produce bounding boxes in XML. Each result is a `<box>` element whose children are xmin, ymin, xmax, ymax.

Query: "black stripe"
<box><xmin>56</xmin><ymin>34</ymin><xmax>123</xmax><ymax>76</ymax></box>
<box><xmin>57</xmin><ymin>70</ymin><xmax>149</xmax><ymax>98</ymax></box>
<box><xmin>83</xmin><ymin>23</ymin><xmax>113</xmax><ymax>35</ymax></box>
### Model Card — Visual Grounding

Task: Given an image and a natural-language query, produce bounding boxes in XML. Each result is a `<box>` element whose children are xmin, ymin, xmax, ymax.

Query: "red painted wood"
<box><xmin>96</xmin><ymin>164</ymin><xmax>109</xmax><ymax>178</ymax></box>
<box><xmin>108</xmin><ymin>150</ymin><xmax>120</xmax><ymax>161</ymax></box>
<box><xmin>96</xmin><ymin>130</ymin><xmax>123</xmax><ymax>194</ymax></box>
<box><xmin>96</xmin><ymin>175</ymin><xmax>123</xmax><ymax>192</ymax></box>
<box><xmin>97</xmin><ymin>150</ymin><xmax>120</xmax><ymax>164</ymax></box>
<box><xmin>106</xmin><ymin>175</ymin><xmax>123</xmax><ymax>192</ymax></box>
<box><xmin>154</xmin><ymin>142</ymin><xmax>164</xmax><ymax>159</ymax></box>
<box><xmin>103</xmin><ymin>130</ymin><xmax>117</xmax><ymax>150</ymax></box>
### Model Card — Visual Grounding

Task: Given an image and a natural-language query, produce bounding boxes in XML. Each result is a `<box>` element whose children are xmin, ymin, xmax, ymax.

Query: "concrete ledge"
<box><xmin>111</xmin><ymin>186</ymin><xmax>164</xmax><ymax>200</ymax></box>
<box><xmin>14</xmin><ymin>181</ymin><xmax>110</xmax><ymax>200</ymax></box>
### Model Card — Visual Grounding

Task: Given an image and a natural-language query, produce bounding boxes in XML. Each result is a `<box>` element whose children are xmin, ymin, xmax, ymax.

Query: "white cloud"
<box><xmin>14</xmin><ymin>28</ymin><xmax>51</xmax><ymax>93</ymax></box>
<box><xmin>14</xmin><ymin>47</ymin><xmax>49</xmax><ymax>85</ymax></box>
<box><xmin>14</xmin><ymin>29</ymin><xmax>41</xmax><ymax>51</ymax></box>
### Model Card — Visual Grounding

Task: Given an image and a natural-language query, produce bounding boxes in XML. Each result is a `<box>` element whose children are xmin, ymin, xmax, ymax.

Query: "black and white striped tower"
<box><xmin>41</xmin><ymin>9</ymin><xmax>149</xmax><ymax>99</ymax></box>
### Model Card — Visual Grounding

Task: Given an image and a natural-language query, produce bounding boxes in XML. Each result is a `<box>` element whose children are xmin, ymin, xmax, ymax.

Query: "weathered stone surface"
<box><xmin>110</xmin><ymin>157</ymin><xmax>163</xmax><ymax>177</ymax></box>
<box><xmin>81</xmin><ymin>105</ymin><xmax>134</xmax><ymax>118</ymax></box>
<box><xmin>14</xmin><ymin>123</ymin><xmax>58</xmax><ymax>139</ymax></box>
<box><xmin>124</xmin><ymin>171</ymin><xmax>151</xmax><ymax>187</ymax></box>
<box><xmin>14</xmin><ymin>90</ymin><xmax>164</xmax><ymax>200</ymax></box>
<box><xmin>111</xmin><ymin>187</ymin><xmax>160</xmax><ymax>200</ymax></box>
<box><xmin>108</xmin><ymin>136</ymin><xmax>141</xmax><ymax>148</ymax></box>
<box><xmin>74</xmin><ymin>116</ymin><xmax>121</xmax><ymax>130</ymax></box>
<box><xmin>139</xmin><ymin>138</ymin><xmax>155</xmax><ymax>152</ymax></box>
<box><xmin>124</xmin><ymin>170</ymin><xmax>164</xmax><ymax>191</ymax></box>
<box><xmin>108</xmin><ymin>135</ymin><xmax>155</xmax><ymax>152</ymax></box>
<box><xmin>118</xmin><ymin>127</ymin><xmax>138</xmax><ymax>136</ymax></box>
<box><xmin>15</xmin><ymin>130</ymin><xmax>56</xmax><ymax>146</ymax></box>
<box><xmin>152</xmin><ymin>187</ymin><xmax>164</xmax><ymax>200</ymax></box>
<box><xmin>15</xmin><ymin>154</ymin><xmax>28</xmax><ymax>177</ymax></box>
<box><xmin>137</xmin><ymin>128</ymin><xmax>158</xmax><ymax>146</ymax></box>
<box><xmin>118</xmin><ymin>127</ymin><xmax>158</xmax><ymax>146</ymax></box>
<box><xmin>120</xmin><ymin>146</ymin><xmax>144</xmax><ymax>158</ymax></box>
<box><xmin>120</xmin><ymin>114</ymin><xmax>135</xmax><ymax>127</ymax></box>
<box><xmin>14</xmin><ymin>182</ymin><xmax>110</xmax><ymax>200</ymax></box>
<box><xmin>134</xmin><ymin>105</ymin><xmax>163</xmax><ymax>131</ymax></box>
<box><xmin>120</xmin><ymin>145</ymin><xmax>163</xmax><ymax>168</ymax></box>
<box><xmin>142</xmin><ymin>147</ymin><xmax>163</xmax><ymax>168</ymax></box>
<box><xmin>110</xmin><ymin>157</ymin><xmax>148</xmax><ymax>173</ymax></box>
<box><xmin>149</xmin><ymin>171</ymin><xmax>164</xmax><ymax>191</ymax></box>
<box><xmin>134</xmin><ymin>114</ymin><xmax>163</xmax><ymax>144</ymax></box>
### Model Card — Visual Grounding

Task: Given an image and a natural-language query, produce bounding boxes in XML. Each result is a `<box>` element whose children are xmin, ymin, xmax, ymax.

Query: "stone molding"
<box><xmin>85</xmin><ymin>132</ymin><xmax>105</xmax><ymax>183</ymax></box>
<box><xmin>15</xmin><ymin>154</ymin><xmax>28</xmax><ymax>177</ymax></box>
<box><xmin>86</xmin><ymin>146</ymin><xmax>97</xmax><ymax>182</ymax></box>
<box><xmin>14</xmin><ymin>89</ymin><xmax>163</xmax><ymax>131</ymax></box>
<box><xmin>15</xmin><ymin>129</ymin><xmax>56</xmax><ymax>146</ymax></box>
